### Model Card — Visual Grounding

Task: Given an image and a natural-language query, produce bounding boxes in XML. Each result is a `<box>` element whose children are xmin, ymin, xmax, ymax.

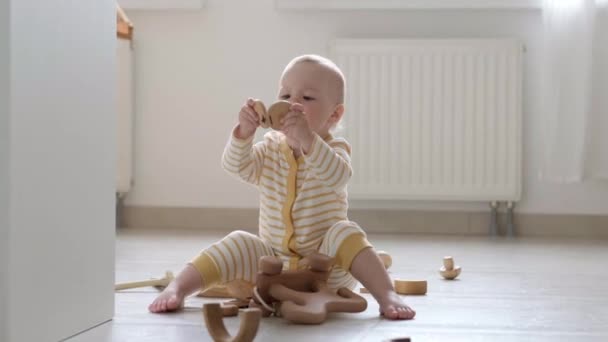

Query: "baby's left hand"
<box><xmin>281</xmin><ymin>103</ymin><xmax>315</xmax><ymax>153</ymax></box>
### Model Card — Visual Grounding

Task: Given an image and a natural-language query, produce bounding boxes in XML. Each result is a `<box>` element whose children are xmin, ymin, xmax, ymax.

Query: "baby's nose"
<box><xmin>290</xmin><ymin>102</ymin><xmax>305</xmax><ymax>112</ymax></box>
<box><xmin>290</xmin><ymin>95</ymin><xmax>304</xmax><ymax>103</ymax></box>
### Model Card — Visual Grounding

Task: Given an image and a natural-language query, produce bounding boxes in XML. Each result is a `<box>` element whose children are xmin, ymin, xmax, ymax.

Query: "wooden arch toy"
<box><xmin>202</xmin><ymin>303</ymin><xmax>261</xmax><ymax>342</ymax></box>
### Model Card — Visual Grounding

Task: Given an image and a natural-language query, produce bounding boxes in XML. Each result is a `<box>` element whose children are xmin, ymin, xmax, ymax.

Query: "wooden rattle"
<box><xmin>439</xmin><ymin>256</ymin><xmax>461</xmax><ymax>280</ymax></box>
<box><xmin>114</xmin><ymin>271</ymin><xmax>174</xmax><ymax>291</ymax></box>
<box><xmin>253</xmin><ymin>100</ymin><xmax>291</xmax><ymax>130</ymax></box>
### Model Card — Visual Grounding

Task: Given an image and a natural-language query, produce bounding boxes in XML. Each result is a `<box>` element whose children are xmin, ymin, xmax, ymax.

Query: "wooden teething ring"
<box><xmin>203</xmin><ymin>303</ymin><xmax>261</xmax><ymax>342</ymax></box>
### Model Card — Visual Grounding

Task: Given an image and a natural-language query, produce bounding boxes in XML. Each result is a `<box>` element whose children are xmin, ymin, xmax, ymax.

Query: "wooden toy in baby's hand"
<box><xmin>253</xmin><ymin>100</ymin><xmax>291</xmax><ymax>130</ymax></box>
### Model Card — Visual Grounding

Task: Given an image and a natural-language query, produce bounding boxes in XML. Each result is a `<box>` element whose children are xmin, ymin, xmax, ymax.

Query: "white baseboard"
<box><xmin>119</xmin><ymin>206</ymin><xmax>608</xmax><ymax>238</ymax></box>
<box><xmin>118</xmin><ymin>0</ymin><xmax>206</xmax><ymax>10</ymax></box>
<box><xmin>275</xmin><ymin>0</ymin><xmax>542</xmax><ymax>10</ymax></box>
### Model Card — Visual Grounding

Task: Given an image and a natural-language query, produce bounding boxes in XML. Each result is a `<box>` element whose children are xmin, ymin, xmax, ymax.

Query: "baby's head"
<box><xmin>278</xmin><ymin>55</ymin><xmax>345</xmax><ymax>137</ymax></box>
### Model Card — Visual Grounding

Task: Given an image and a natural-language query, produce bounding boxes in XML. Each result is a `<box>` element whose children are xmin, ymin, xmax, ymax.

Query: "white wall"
<box><xmin>2</xmin><ymin>0</ymin><xmax>116</xmax><ymax>341</ymax></box>
<box><xmin>123</xmin><ymin>0</ymin><xmax>608</xmax><ymax>215</ymax></box>
<box><xmin>0</xmin><ymin>0</ymin><xmax>10</xmax><ymax>339</ymax></box>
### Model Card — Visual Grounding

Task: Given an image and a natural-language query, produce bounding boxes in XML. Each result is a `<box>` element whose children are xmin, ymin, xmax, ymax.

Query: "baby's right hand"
<box><xmin>236</xmin><ymin>98</ymin><xmax>260</xmax><ymax>139</ymax></box>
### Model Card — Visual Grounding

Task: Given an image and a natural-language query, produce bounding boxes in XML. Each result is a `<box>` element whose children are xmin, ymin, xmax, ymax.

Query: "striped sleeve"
<box><xmin>302</xmin><ymin>134</ymin><xmax>352</xmax><ymax>191</ymax></box>
<box><xmin>221</xmin><ymin>126</ymin><xmax>265</xmax><ymax>185</ymax></box>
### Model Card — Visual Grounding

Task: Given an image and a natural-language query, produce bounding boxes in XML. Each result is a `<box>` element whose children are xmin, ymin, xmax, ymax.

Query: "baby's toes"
<box><xmin>161</xmin><ymin>301</ymin><xmax>170</xmax><ymax>312</ymax></box>
<box><xmin>396</xmin><ymin>307</ymin><xmax>408</xmax><ymax>319</ymax></box>
<box><xmin>148</xmin><ymin>300</ymin><xmax>159</xmax><ymax>313</ymax></box>
<box><xmin>167</xmin><ymin>297</ymin><xmax>180</xmax><ymax>310</ymax></box>
<box><xmin>403</xmin><ymin>306</ymin><xmax>416</xmax><ymax>320</ymax></box>
<box><xmin>154</xmin><ymin>300</ymin><xmax>165</xmax><ymax>313</ymax></box>
<box><xmin>382</xmin><ymin>305</ymin><xmax>399</xmax><ymax>319</ymax></box>
<box><xmin>396</xmin><ymin>306</ymin><xmax>414</xmax><ymax>320</ymax></box>
<box><xmin>161</xmin><ymin>300</ymin><xmax>170</xmax><ymax>312</ymax></box>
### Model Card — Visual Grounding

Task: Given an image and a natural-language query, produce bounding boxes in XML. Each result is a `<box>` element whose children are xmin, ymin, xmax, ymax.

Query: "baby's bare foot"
<box><xmin>378</xmin><ymin>291</ymin><xmax>416</xmax><ymax>320</ymax></box>
<box><xmin>148</xmin><ymin>283</ymin><xmax>185</xmax><ymax>313</ymax></box>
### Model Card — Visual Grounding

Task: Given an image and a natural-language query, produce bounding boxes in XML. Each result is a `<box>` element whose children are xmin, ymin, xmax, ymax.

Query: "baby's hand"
<box><xmin>281</xmin><ymin>103</ymin><xmax>315</xmax><ymax>153</ymax></box>
<box><xmin>235</xmin><ymin>98</ymin><xmax>260</xmax><ymax>139</ymax></box>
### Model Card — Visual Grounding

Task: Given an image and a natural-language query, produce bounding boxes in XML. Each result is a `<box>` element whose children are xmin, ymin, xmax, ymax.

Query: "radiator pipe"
<box><xmin>489</xmin><ymin>201</ymin><xmax>499</xmax><ymax>236</ymax></box>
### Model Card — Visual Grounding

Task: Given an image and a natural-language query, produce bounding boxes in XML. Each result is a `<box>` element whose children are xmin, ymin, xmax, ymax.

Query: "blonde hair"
<box><xmin>281</xmin><ymin>54</ymin><xmax>346</xmax><ymax>104</ymax></box>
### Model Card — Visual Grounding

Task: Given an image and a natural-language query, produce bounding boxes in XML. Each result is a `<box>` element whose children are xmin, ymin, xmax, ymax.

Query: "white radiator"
<box><xmin>331</xmin><ymin>39</ymin><xmax>522</xmax><ymax>201</ymax></box>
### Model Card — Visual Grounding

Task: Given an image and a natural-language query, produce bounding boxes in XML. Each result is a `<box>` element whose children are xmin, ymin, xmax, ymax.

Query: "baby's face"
<box><xmin>278</xmin><ymin>62</ymin><xmax>341</xmax><ymax>136</ymax></box>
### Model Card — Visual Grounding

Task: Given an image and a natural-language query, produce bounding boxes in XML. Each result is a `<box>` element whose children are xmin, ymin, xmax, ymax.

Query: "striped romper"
<box><xmin>190</xmin><ymin>129</ymin><xmax>373</xmax><ymax>290</ymax></box>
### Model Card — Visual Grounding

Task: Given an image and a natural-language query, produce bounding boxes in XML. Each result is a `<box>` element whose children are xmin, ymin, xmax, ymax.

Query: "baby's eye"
<box><xmin>280</xmin><ymin>94</ymin><xmax>290</xmax><ymax>100</ymax></box>
<box><xmin>303</xmin><ymin>96</ymin><xmax>315</xmax><ymax>101</ymax></box>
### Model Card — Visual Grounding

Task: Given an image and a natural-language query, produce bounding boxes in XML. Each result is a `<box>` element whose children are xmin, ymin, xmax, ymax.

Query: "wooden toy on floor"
<box><xmin>394</xmin><ymin>280</ymin><xmax>427</xmax><ymax>295</ymax></box>
<box><xmin>253</xmin><ymin>100</ymin><xmax>291</xmax><ymax>130</ymax></box>
<box><xmin>439</xmin><ymin>256</ymin><xmax>461</xmax><ymax>280</ymax></box>
<box><xmin>114</xmin><ymin>271</ymin><xmax>174</xmax><ymax>291</ymax></box>
<box><xmin>377</xmin><ymin>251</ymin><xmax>393</xmax><ymax>269</ymax></box>
<box><xmin>272</xmin><ymin>279</ymin><xmax>367</xmax><ymax>324</ymax></box>
<box><xmin>361</xmin><ymin>279</ymin><xmax>427</xmax><ymax>295</ymax></box>
<box><xmin>203</xmin><ymin>303</ymin><xmax>261</xmax><ymax>342</ymax></box>
<box><xmin>249</xmin><ymin>253</ymin><xmax>368</xmax><ymax>324</ymax></box>
<box><xmin>221</xmin><ymin>298</ymin><xmax>251</xmax><ymax>317</ymax></box>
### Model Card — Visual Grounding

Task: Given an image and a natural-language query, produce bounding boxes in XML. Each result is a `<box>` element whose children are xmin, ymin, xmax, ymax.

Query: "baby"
<box><xmin>149</xmin><ymin>55</ymin><xmax>416</xmax><ymax>320</ymax></box>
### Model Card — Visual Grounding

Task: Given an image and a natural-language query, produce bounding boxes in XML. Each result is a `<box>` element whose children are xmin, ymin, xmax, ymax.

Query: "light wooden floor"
<box><xmin>70</xmin><ymin>228</ymin><xmax>608</xmax><ymax>342</ymax></box>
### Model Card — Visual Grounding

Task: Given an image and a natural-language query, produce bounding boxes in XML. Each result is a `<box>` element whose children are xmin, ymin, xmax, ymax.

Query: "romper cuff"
<box><xmin>335</xmin><ymin>234</ymin><xmax>373</xmax><ymax>271</ymax></box>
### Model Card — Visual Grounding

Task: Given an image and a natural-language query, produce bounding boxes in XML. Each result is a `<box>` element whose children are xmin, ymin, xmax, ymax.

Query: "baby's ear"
<box><xmin>330</xmin><ymin>104</ymin><xmax>345</xmax><ymax>124</ymax></box>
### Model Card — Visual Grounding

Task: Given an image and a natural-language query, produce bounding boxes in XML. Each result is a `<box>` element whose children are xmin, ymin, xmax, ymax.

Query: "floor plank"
<box><xmin>69</xmin><ymin>228</ymin><xmax>608</xmax><ymax>342</ymax></box>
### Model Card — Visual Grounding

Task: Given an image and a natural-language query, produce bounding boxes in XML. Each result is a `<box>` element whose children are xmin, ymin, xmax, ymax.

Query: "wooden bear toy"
<box><xmin>249</xmin><ymin>253</ymin><xmax>367</xmax><ymax>324</ymax></box>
